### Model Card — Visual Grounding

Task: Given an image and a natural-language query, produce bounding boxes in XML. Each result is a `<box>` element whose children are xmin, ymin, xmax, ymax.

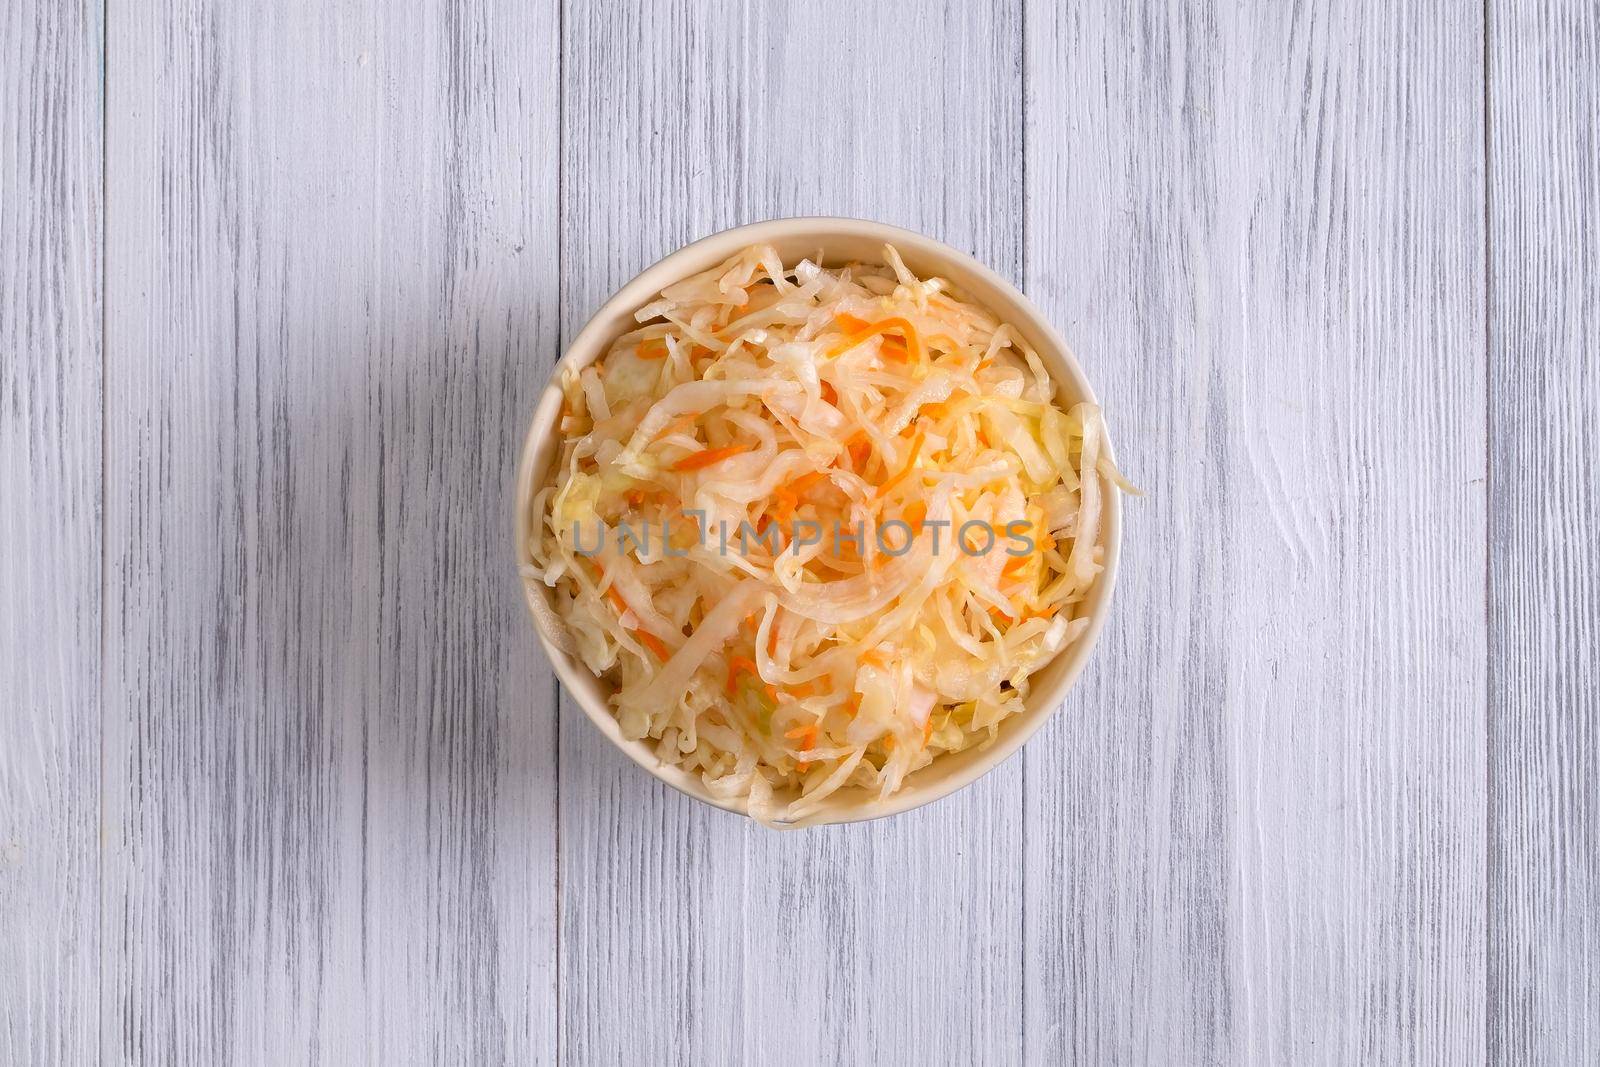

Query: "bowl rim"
<box><xmin>514</xmin><ymin>216</ymin><xmax>1120</xmax><ymax>827</ymax></box>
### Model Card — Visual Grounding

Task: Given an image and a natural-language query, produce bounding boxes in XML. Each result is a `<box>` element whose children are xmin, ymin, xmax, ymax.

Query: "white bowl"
<box><xmin>514</xmin><ymin>217</ymin><xmax>1120</xmax><ymax>827</ymax></box>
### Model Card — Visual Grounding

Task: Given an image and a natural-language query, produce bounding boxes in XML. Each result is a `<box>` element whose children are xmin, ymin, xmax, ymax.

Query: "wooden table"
<box><xmin>4</xmin><ymin>1</ymin><xmax>1596</xmax><ymax>1062</ymax></box>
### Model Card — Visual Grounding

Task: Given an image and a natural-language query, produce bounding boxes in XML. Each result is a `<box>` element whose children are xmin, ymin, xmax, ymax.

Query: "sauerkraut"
<box><xmin>525</xmin><ymin>243</ymin><xmax>1129</xmax><ymax>822</ymax></box>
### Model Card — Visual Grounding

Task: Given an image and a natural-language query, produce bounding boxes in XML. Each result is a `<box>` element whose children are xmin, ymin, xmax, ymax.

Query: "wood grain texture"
<box><xmin>557</xmin><ymin>1</ymin><xmax>1026</xmax><ymax>1063</ymax></box>
<box><xmin>1022</xmin><ymin>2</ymin><xmax>1488</xmax><ymax>1062</ymax></box>
<box><xmin>0</xmin><ymin>0</ymin><xmax>102</xmax><ymax>1062</ymax></box>
<box><xmin>1488</xmin><ymin>2</ymin><xmax>1600</xmax><ymax>1061</ymax></box>
<box><xmin>102</xmin><ymin>1</ymin><xmax>559</xmax><ymax>1062</ymax></box>
<box><xmin>5</xmin><ymin>0</ymin><xmax>1595</xmax><ymax>1060</ymax></box>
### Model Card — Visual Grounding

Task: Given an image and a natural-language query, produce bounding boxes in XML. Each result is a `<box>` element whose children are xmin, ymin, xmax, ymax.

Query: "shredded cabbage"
<box><xmin>526</xmin><ymin>243</ymin><xmax>1128</xmax><ymax>823</ymax></box>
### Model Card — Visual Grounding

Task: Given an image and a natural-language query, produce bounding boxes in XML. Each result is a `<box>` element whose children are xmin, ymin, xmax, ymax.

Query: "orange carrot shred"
<box><xmin>637</xmin><ymin>630</ymin><xmax>671</xmax><ymax>661</ymax></box>
<box><xmin>726</xmin><ymin>655</ymin><xmax>760</xmax><ymax>697</ymax></box>
<box><xmin>671</xmin><ymin>444</ymin><xmax>749</xmax><ymax>471</ymax></box>
<box><xmin>879</xmin><ymin>339</ymin><xmax>911</xmax><ymax>363</ymax></box>
<box><xmin>636</xmin><ymin>338</ymin><xmax>668</xmax><ymax>359</ymax></box>
<box><xmin>844</xmin><ymin>432</ymin><xmax>873</xmax><ymax>470</ymax></box>
<box><xmin>770</xmin><ymin>492</ymin><xmax>795</xmax><ymax>525</ymax></box>
<box><xmin>875</xmin><ymin>430</ymin><xmax>925</xmax><ymax>500</ymax></box>
<box><xmin>826</xmin><ymin>316</ymin><xmax>927</xmax><ymax>368</ymax></box>
<box><xmin>786</xmin><ymin>722</ymin><xmax>818</xmax><ymax>765</ymax></box>
<box><xmin>787</xmin><ymin>470</ymin><xmax>826</xmax><ymax>495</ymax></box>
<box><xmin>786</xmin><ymin>721</ymin><xmax>818</xmax><ymax>772</ymax></box>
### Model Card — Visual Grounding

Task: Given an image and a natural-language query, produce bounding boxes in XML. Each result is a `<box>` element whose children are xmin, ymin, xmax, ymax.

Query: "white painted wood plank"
<box><xmin>557</xmin><ymin>2</ymin><xmax>1025</xmax><ymax>1063</ymax></box>
<box><xmin>1023</xmin><ymin>3</ymin><xmax>1488</xmax><ymax>1061</ymax></box>
<box><xmin>0</xmin><ymin>0</ymin><xmax>102</xmax><ymax>1062</ymax></box>
<box><xmin>1488</xmin><ymin>2</ymin><xmax>1600</xmax><ymax>1061</ymax></box>
<box><xmin>103</xmin><ymin>2</ymin><xmax>560</xmax><ymax>1061</ymax></box>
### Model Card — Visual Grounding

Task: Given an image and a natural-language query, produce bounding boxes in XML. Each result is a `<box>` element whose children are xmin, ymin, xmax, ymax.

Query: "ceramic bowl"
<box><xmin>514</xmin><ymin>217</ymin><xmax>1120</xmax><ymax>826</ymax></box>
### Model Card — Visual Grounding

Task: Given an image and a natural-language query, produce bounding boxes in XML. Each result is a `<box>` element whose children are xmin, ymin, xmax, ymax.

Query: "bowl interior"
<box><xmin>515</xmin><ymin>219</ymin><xmax>1120</xmax><ymax>827</ymax></box>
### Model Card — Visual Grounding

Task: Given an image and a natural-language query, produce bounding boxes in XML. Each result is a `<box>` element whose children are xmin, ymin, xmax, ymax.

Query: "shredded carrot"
<box><xmin>636</xmin><ymin>338</ymin><xmax>669</xmax><ymax>359</ymax></box>
<box><xmin>768</xmin><ymin>624</ymin><xmax>779</xmax><ymax>657</ymax></box>
<box><xmin>770</xmin><ymin>468</ymin><xmax>826</xmax><ymax>526</ymax></box>
<box><xmin>827</xmin><ymin>316</ymin><xmax>926</xmax><ymax>368</ymax></box>
<box><xmin>922</xmin><ymin>717</ymin><xmax>934</xmax><ymax>746</ymax></box>
<box><xmin>594</xmin><ymin>561</ymin><xmax>629</xmax><ymax>616</ymax></box>
<box><xmin>879</xmin><ymin>338</ymin><xmax>911</xmax><ymax>363</ymax></box>
<box><xmin>726</xmin><ymin>655</ymin><xmax>760</xmax><ymax>697</ymax></box>
<box><xmin>785</xmin><ymin>722</ymin><xmax>819</xmax><ymax>772</ymax></box>
<box><xmin>1002</xmin><ymin>528</ymin><xmax>1054</xmax><ymax>576</ymax></box>
<box><xmin>860</xmin><ymin>648</ymin><xmax>891</xmax><ymax>670</ymax></box>
<box><xmin>672</xmin><ymin>444</ymin><xmax>749</xmax><ymax>471</ymax></box>
<box><xmin>787</xmin><ymin>470</ymin><xmax>826</xmax><ymax>495</ymax></box>
<box><xmin>843</xmin><ymin>431</ymin><xmax>873</xmax><ymax>471</ymax></box>
<box><xmin>988</xmin><ymin>599</ymin><xmax>1060</xmax><ymax>626</ymax></box>
<box><xmin>875</xmin><ymin>430</ymin><xmax>924</xmax><ymax>499</ymax></box>
<box><xmin>819</xmin><ymin>381</ymin><xmax>838</xmax><ymax>406</ymax></box>
<box><xmin>846</xmin><ymin>695</ymin><xmax>861</xmax><ymax>718</ymax></box>
<box><xmin>783</xmin><ymin>723</ymin><xmax>819</xmax><ymax>744</ymax></box>
<box><xmin>654</xmin><ymin>413</ymin><xmax>698</xmax><ymax>440</ymax></box>
<box><xmin>637</xmin><ymin>630</ymin><xmax>672</xmax><ymax>661</ymax></box>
